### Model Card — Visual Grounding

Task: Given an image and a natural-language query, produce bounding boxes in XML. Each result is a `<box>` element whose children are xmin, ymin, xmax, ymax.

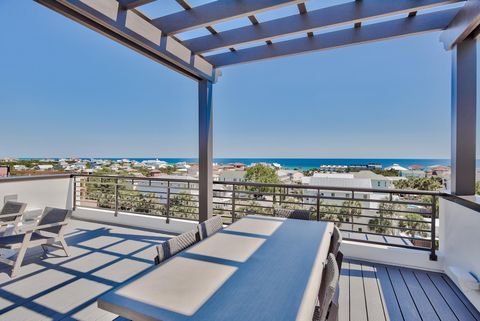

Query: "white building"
<box><xmin>352</xmin><ymin>171</ymin><xmax>393</xmax><ymax>189</ymax></box>
<box><xmin>36</xmin><ymin>165</ymin><xmax>54</xmax><ymax>171</ymax></box>
<box><xmin>277</xmin><ymin>169</ymin><xmax>304</xmax><ymax>184</ymax></box>
<box><xmin>385</xmin><ymin>164</ymin><xmax>408</xmax><ymax>171</ymax></box>
<box><xmin>141</xmin><ymin>159</ymin><xmax>168</xmax><ymax>169</ymax></box>
<box><xmin>302</xmin><ymin>172</ymin><xmax>393</xmax><ymax>233</ymax></box>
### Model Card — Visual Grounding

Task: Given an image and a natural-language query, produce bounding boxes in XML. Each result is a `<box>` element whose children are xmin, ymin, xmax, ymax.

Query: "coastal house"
<box><xmin>277</xmin><ymin>169</ymin><xmax>304</xmax><ymax>184</ymax></box>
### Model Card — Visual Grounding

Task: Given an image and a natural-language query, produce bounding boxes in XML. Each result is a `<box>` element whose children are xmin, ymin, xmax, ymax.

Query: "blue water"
<box><xmin>23</xmin><ymin>157</ymin><xmax>457</xmax><ymax>170</ymax></box>
<box><xmin>150</xmin><ymin>158</ymin><xmax>453</xmax><ymax>170</ymax></box>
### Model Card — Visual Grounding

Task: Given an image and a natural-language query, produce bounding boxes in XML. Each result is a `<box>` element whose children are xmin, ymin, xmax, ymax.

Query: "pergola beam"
<box><xmin>440</xmin><ymin>0</ymin><xmax>480</xmax><ymax>50</ymax></box>
<box><xmin>206</xmin><ymin>9</ymin><xmax>459</xmax><ymax>68</ymax></box>
<box><xmin>151</xmin><ymin>0</ymin><xmax>306</xmax><ymax>35</ymax></box>
<box><xmin>185</xmin><ymin>0</ymin><xmax>462</xmax><ymax>54</ymax></box>
<box><xmin>117</xmin><ymin>0</ymin><xmax>155</xmax><ymax>10</ymax></box>
<box><xmin>35</xmin><ymin>0</ymin><xmax>214</xmax><ymax>81</ymax></box>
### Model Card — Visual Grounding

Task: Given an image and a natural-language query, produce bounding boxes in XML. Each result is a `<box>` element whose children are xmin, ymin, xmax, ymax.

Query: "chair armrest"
<box><xmin>23</xmin><ymin>221</ymin><xmax>68</xmax><ymax>233</ymax></box>
<box><xmin>0</xmin><ymin>212</ymin><xmax>24</xmax><ymax>220</ymax></box>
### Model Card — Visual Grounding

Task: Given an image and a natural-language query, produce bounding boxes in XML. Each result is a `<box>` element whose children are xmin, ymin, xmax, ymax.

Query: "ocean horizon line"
<box><xmin>6</xmin><ymin>157</ymin><xmax>467</xmax><ymax>170</ymax></box>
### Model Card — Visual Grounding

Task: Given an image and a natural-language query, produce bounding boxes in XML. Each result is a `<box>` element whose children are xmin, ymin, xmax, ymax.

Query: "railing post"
<box><xmin>351</xmin><ymin>190</ymin><xmax>355</xmax><ymax>231</ymax></box>
<box><xmin>430</xmin><ymin>195</ymin><xmax>438</xmax><ymax>261</ymax></box>
<box><xmin>231</xmin><ymin>184</ymin><xmax>236</xmax><ymax>223</ymax></box>
<box><xmin>114</xmin><ymin>178</ymin><xmax>119</xmax><ymax>217</ymax></box>
<box><xmin>166</xmin><ymin>181</ymin><xmax>170</xmax><ymax>224</ymax></box>
<box><xmin>316</xmin><ymin>188</ymin><xmax>320</xmax><ymax>221</ymax></box>
<box><xmin>273</xmin><ymin>186</ymin><xmax>276</xmax><ymax>206</ymax></box>
<box><xmin>73</xmin><ymin>176</ymin><xmax>77</xmax><ymax>211</ymax></box>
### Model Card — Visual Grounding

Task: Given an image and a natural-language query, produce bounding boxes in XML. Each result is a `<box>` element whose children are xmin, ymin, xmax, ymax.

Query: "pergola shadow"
<box><xmin>0</xmin><ymin>219</ymin><xmax>170</xmax><ymax>321</ymax></box>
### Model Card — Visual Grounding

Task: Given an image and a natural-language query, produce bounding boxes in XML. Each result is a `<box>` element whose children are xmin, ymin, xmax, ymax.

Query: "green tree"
<box><xmin>319</xmin><ymin>204</ymin><xmax>344</xmax><ymax>227</ymax></box>
<box><xmin>244</xmin><ymin>164</ymin><xmax>280</xmax><ymax>195</ymax></box>
<box><xmin>237</xmin><ymin>200</ymin><xmax>272</xmax><ymax>218</ymax></box>
<box><xmin>372</xmin><ymin>169</ymin><xmax>399</xmax><ymax>177</ymax></box>
<box><xmin>170</xmin><ymin>192</ymin><xmax>198</xmax><ymax>220</ymax></box>
<box><xmin>368</xmin><ymin>200</ymin><xmax>398</xmax><ymax>234</ymax></box>
<box><xmin>339</xmin><ymin>200</ymin><xmax>362</xmax><ymax>230</ymax></box>
<box><xmin>245</xmin><ymin>164</ymin><xmax>280</xmax><ymax>184</ymax></box>
<box><xmin>393</xmin><ymin>176</ymin><xmax>443</xmax><ymax>191</ymax></box>
<box><xmin>398</xmin><ymin>213</ymin><xmax>429</xmax><ymax>237</ymax></box>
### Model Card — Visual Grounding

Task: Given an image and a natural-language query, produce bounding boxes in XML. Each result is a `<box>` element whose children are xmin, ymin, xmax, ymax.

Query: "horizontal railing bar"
<box><xmin>73</xmin><ymin>174</ymin><xmax>440</xmax><ymax>196</ymax></box>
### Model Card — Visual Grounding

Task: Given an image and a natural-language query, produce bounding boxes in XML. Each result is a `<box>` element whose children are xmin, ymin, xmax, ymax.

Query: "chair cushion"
<box><xmin>156</xmin><ymin>229</ymin><xmax>197</xmax><ymax>264</ymax></box>
<box><xmin>197</xmin><ymin>216</ymin><xmax>223</xmax><ymax>240</ymax></box>
<box><xmin>37</xmin><ymin>207</ymin><xmax>71</xmax><ymax>234</ymax></box>
<box><xmin>0</xmin><ymin>201</ymin><xmax>26</xmax><ymax>222</ymax></box>
<box><xmin>328</xmin><ymin>226</ymin><xmax>342</xmax><ymax>256</ymax></box>
<box><xmin>274</xmin><ymin>208</ymin><xmax>311</xmax><ymax>220</ymax></box>
<box><xmin>317</xmin><ymin>253</ymin><xmax>339</xmax><ymax>321</ymax></box>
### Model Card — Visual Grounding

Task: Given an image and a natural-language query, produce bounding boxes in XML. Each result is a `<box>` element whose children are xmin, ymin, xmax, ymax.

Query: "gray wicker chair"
<box><xmin>274</xmin><ymin>208</ymin><xmax>310</xmax><ymax>220</ymax></box>
<box><xmin>314</xmin><ymin>253</ymin><xmax>340</xmax><ymax>321</ymax></box>
<box><xmin>197</xmin><ymin>215</ymin><xmax>223</xmax><ymax>241</ymax></box>
<box><xmin>0</xmin><ymin>201</ymin><xmax>27</xmax><ymax>234</ymax></box>
<box><xmin>154</xmin><ymin>229</ymin><xmax>197</xmax><ymax>265</ymax></box>
<box><xmin>328</xmin><ymin>226</ymin><xmax>342</xmax><ymax>256</ymax></box>
<box><xmin>0</xmin><ymin>207</ymin><xmax>72</xmax><ymax>277</ymax></box>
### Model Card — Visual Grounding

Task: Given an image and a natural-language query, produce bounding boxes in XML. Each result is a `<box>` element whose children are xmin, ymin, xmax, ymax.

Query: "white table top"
<box><xmin>98</xmin><ymin>215</ymin><xmax>333</xmax><ymax>321</ymax></box>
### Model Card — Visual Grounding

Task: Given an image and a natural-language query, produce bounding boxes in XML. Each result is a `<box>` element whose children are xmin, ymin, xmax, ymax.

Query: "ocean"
<box><xmin>72</xmin><ymin>158</ymin><xmax>455</xmax><ymax>170</ymax></box>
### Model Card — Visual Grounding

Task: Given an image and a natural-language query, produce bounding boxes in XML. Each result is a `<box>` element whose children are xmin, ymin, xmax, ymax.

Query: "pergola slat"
<box><xmin>184</xmin><ymin>0</ymin><xmax>462</xmax><ymax>54</ymax></box>
<box><xmin>205</xmin><ymin>8</ymin><xmax>459</xmax><ymax>67</ymax></box>
<box><xmin>440</xmin><ymin>0</ymin><xmax>480</xmax><ymax>49</ymax></box>
<box><xmin>117</xmin><ymin>0</ymin><xmax>156</xmax><ymax>10</ymax></box>
<box><xmin>36</xmin><ymin>0</ymin><xmax>214</xmax><ymax>81</ymax></box>
<box><xmin>151</xmin><ymin>0</ymin><xmax>306</xmax><ymax>35</ymax></box>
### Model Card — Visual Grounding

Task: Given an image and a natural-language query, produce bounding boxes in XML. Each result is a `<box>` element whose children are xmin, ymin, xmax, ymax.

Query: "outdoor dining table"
<box><xmin>97</xmin><ymin>215</ymin><xmax>334</xmax><ymax>321</ymax></box>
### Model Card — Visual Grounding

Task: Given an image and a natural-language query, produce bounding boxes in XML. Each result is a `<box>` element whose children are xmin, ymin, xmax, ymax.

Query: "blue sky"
<box><xmin>0</xmin><ymin>1</ymin><xmax>477</xmax><ymax>159</ymax></box>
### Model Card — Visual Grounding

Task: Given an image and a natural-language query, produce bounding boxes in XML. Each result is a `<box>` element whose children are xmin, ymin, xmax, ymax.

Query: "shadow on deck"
<box><xmin>0</xmin><ymin>219</ymin><xmax>169</xmax><ymax>321</ymax></box>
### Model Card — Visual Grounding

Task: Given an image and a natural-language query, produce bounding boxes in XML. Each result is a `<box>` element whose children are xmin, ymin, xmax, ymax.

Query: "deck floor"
<box><xmin>340</xmin><ymin>259</ymin><xmax>480</xmax><ymax>321</ymax></box>
<box><xmin>0</xmin><ymin>219</ymin><xmax>478</xmax><ymax>321</ymax></box>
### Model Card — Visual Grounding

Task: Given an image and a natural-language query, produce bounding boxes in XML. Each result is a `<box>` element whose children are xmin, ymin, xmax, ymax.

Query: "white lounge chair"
<box><xmin>0</xmin><ymin>207</ymin><xmax>72</xmax><ymax>277</ymax></box>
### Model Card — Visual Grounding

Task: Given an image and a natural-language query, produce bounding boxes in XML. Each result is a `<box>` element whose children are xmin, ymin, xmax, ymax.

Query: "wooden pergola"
<box><xmin>35</xmin><ymin>0</ymin><xmax>480</xmax><ymax>221</ymax></box>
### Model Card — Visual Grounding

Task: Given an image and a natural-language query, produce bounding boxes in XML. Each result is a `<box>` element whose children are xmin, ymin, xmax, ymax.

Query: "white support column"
<box><xmin>451</xmin><ymin>37</ymin><xmax>477</xmax><ymax>195</ymax></box>
<box><xmin>198</xmin><ymin>79</ymin><xmax>213</xmax><ymax>222</ymax></box>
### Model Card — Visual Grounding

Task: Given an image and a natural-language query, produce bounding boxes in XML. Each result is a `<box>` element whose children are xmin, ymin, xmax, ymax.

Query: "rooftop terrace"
<box><xmin>0</xmin><ymin>218</ymin><xmax>478</xmax><ymax>321</ymax></box>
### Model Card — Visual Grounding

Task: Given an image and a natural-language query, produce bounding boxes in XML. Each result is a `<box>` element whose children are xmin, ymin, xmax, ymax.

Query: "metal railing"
<box><xmin>73</xmin><ymin>174</ymin><xmax>440</xmax><ymax>260</ymax></box>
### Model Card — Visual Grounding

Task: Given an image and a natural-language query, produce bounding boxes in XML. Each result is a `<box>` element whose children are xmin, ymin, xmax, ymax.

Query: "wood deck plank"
<box><xmin>375</xmin><ymin>265</ymin><xmax>404</xmax><ymax>321</ymax></box>
<box><xmin>348</xmin><ymin>262</ymin><xmax>368</xmax><ymax>321</ymax></box>
<box><xmin>401</xmin><ymin>269</ymin><xmax>440</xmax><ymax>321</ymax></box>
<box><xmin>442</xmin><ymin>274</ymin><xmax>480</xmax><ymax>320</ymax></box>
<box><xmin>429</xmin><ymin>273</ymin><xmax>477</xmax><ymax>321</ymax></box>
<box><xmin>387</xmin><ymin>267</ymin><xmax>422</xmax><ymax>321</ymax></box>
<box><xmin>362</xmin><ymin>263</ymin><xmax>387</xmax><ymax>321</ymax></box>
<box><xmin>414</xmin><ymin>270</ymin><xmax>459</xmax><ymax>321</ymax></box>
<box><xmin>338</xmin><ymin>261</ymin><xmax>350</xmax><ymax>321</ymax></box>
